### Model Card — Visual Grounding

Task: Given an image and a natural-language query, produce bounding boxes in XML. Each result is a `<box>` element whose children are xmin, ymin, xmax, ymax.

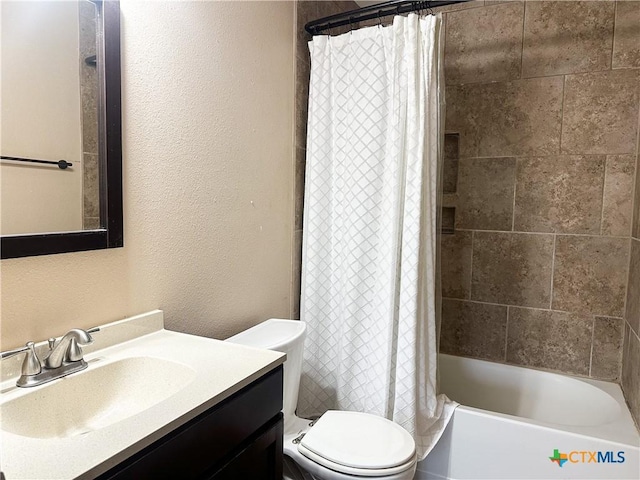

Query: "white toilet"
<box><xmin>227</xmin><ymin>319</ymin><xmax>417</xmax><ymax>480</ymax></box>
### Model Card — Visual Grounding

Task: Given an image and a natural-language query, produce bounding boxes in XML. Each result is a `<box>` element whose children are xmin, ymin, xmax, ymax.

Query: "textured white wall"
<box><xmin>1</xmin><ymin>1</ymin><xmax>83</xmax><ymax>234</ymax></box>
<box><xmin>0</xmin><ymin>0</ymin><xmax>295</xmax><ymax>349</ymax></box>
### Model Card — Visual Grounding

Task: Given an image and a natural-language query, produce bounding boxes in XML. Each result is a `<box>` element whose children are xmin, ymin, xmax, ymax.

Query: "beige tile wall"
<box><xmin>623</xmin><ymin>238</ymin><xmax>640</xmax><ymax>426</ymax></box>
<box><xmin>623</xmin><ymin>69</ymin><xmax>640</xmax><ymax>425</ymax></box>
<box><xmin>440</xmin><ymin>1</ymin><xmax>639</xmax><ymax>393</ymax></box>
<box><xmin>621</xmin><ymin>0</ymin><xmax>640</xmax><ymax>426</ymax></box>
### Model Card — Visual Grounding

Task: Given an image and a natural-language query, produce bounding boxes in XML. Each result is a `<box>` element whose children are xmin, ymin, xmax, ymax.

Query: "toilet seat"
<box><xmin>297</xmin><ymin>410</ymin><xmax>416</xmax><ymax>477</ymax></box>
<box><xmin>297</xmin><ymin>444</ymin><xmax>416</xmax><ymax>477</ymax></box>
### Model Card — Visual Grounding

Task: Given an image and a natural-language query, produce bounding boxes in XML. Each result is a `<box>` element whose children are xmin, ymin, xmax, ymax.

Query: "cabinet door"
<box><xmin>207</xmin><ymin>414</ymin><xmax>283</xmax><ymax>480</ymax></box>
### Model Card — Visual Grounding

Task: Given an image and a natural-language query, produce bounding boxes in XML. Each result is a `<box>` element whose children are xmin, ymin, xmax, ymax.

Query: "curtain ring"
<box><xmin>377</xmin><ymin>10</ymin><xmax>383</xmax><ymax>26</ymax></box>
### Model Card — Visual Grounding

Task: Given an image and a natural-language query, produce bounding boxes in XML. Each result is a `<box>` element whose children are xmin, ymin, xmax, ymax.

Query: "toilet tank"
<box><xmin>226</xmin><ymin>319</ymin><xmax>306</xmax><ymax>422</ymax></box>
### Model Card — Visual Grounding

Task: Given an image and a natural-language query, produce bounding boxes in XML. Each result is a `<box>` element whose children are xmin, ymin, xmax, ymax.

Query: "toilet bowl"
<box><xmin>227</xmin><ymin>319</ymin><xmax>417</xmax><ymax>480</ymax></box>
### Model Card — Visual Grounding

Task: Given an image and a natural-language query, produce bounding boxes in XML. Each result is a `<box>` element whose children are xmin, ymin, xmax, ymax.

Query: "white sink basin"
<box><xmin>1</xmin><ymin>356</ymin><xmax>196</xmax><ymax>439</ymax></box>
<box><xmin>0</xmin><ymin>310</ymin><xmax>285</xmax><ymax>480</ymax></box>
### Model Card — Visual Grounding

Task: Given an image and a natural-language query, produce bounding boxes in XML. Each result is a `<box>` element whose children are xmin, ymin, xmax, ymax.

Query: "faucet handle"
<box><xmin>48</xmin><ymin>337</ymin><xmax>56</xmax><ymax>351</ymax></box>
<box><xmin>0</xmin><ymin>342</ymin><xmax>42</xmax><ymax>376</ymax></box>
<box><xmin>1</xmin><ymin>344</ymin><xmax>30</xmax><ymax>359</ymax></box>
<box><xmin>22</xmin><ymin>342</ymin><xmax>42</xmax><ymax>376</ymax></box>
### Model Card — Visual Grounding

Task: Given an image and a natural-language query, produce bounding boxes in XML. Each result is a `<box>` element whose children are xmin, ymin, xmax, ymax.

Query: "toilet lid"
<box><xmin>298</xmin><ymin>411</ymin><xmax>416</xmax><ymax>472</ymax></box>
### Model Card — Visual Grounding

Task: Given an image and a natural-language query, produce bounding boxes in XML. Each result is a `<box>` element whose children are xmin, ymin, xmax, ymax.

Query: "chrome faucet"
<box><xmin>0</xmin><ymin>327</ymin><xmax>99</xmax><ymax>388</ymax></box>
<box><xmin>44</xmin><ymin>328</ymin><xmax>94</xmax><ymax>369</ymax></box>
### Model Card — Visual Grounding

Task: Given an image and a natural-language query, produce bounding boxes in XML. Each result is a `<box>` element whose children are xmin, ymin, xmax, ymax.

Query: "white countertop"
<box><xmin>0</xmin><ymin>311</ymin><xmax>285</xmax><ymax>480</ymax></box>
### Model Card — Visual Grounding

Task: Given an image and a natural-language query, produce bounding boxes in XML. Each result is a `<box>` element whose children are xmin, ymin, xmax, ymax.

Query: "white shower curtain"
<box><xmin>298</xmin><ymin>14</ymin><xmax>456</xmax><ymax>459</ymax></box>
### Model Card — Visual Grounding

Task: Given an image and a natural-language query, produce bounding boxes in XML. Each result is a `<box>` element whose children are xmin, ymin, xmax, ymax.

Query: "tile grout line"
<box><xmin>632</xmin><ymin>92</ymin><xmax>640</xmax><ymax>242</ymax></box>
<box><xmin>454</xmin><ymin>228</ymin><xmax>630</xmax><ymax>239</ymax></box>
<box><xmin>457</xmin><ymin>153</ymin><xmax>624</xmax><ymax>161</ymax></box>
<box><xmin>446</xmin><ymin>350</ymin><xmax>598</xmax><ymax>382</ymax></box>
<box><xmin>588</xmin><ymin>315</ymin><xmax>596</xmax><ymax>377</ymax></box>
<box><xmin>620</xmin><ymin>96</ymin><xmax>640</xmax><ymax>322</ymax></box>
<box><xmin>619</xmin><ymin>320</ymin><xmax>627</xmax><ymax>382</ymax></box>
<box><xmin>621</xmin><ymin>236</ymin><xmax>633</xmax><ymax>326</ymax></box>
<box><xmin>442</xmin><ymin>297</ymin><xmax>624</xmax><ymax>320</ymax></box>
<box><xmin>549</xmin><ymin>233</ymin><xmax>557</xmax><ymax>310</ymax></box>
<box><xmin>636</xmin><ymin>143</ymin><xmax>640</xmax><ymax>203</ymax></box>
<box><xmin>559</xmin><ymin>74</ymin><xmax>566</xmax><ymax>154</ymax></box>
<box><xmin>627</xmin><ymin>85</ymin><xmax>640</xmax><ymax>244</ymax></box>
<box><xmin>468</xmin><ymin>230</ymin><xmax>474</xmax><ymax>300</ymax></box>
<box><xmin>440</xmin><ymin>296</ymin><xmax>626</xmax><ymax>319</ymax></box>
<box><xmin>446</xmin><ymin>66</ymin><xmax>640</xmax><ymax>88</ymax></box>
<box><xmin>504</xmin><ymin>306</ymin><xmax>510</xmax><ymax>362</ymax></box>
<box><xmin>519</xmin><ymin>0</ymin><xmax>526</xmax><ymax>80</ymax></box>
<box><xmin>599</xmin><ymin>157</ymin><xmax>608</xmax><ymax>235</ymax></box>
<box><xmin>436</xmin><ymin>1</ymin><xmax>487</xmax><ymax>15</ymax></box>
<box><xmin>630</xmin><ymin>317</ymin><xmax>640</xmax><ymax>343</ymax></box>
<box><xmin>616</xmin><ymin>318</ymin><xmax>625</xmax><ymax>381</ymax></box>
<box><xmin>610</xmin><ymin>0</ymin><xmax>617</xmax><ymax>70</ymax></box>
<box><xmin>511</xmin><ymin>159</ymin><xmax>518</xmax><ymax>232</ymax></box>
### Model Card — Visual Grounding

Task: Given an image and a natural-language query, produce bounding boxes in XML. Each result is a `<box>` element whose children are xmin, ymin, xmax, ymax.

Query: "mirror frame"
<box><xmin>1</xmin><ymin>0</ymin><xmax>122</xmax><ymax>259</ymax></box>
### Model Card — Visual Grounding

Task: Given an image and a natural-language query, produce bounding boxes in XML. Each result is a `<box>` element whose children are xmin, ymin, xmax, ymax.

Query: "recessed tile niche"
<box><xmin>441</xmin><ymin>133</ymin><xmax>459</xmax><ymax>235</ymax></box>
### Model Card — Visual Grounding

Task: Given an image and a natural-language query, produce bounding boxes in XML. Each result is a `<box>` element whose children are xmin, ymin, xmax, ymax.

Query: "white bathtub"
<box><xmin>416</xmin><ymin>354</ymin><xmax>640</xmax><ymax>480</ymax></box>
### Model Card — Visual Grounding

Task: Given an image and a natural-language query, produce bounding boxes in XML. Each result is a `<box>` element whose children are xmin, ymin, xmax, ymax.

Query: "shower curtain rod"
<box><xmin>304</xmin><ymin>0</ymin><xmax>469</xmax><ymax>35</ymax></box>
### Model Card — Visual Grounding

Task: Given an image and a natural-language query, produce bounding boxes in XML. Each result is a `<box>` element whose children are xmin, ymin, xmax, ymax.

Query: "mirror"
<box><xmin>0</xmin><ymin>0</ymin><xmax>122</xmax><ymax>259</ymax></box>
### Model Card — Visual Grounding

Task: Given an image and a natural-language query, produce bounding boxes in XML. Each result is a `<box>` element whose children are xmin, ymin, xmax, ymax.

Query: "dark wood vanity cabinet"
<box><xmin>96</xmin><ymin>366</ymin><xmax>283</xmax><ymax>480</ymax></box>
